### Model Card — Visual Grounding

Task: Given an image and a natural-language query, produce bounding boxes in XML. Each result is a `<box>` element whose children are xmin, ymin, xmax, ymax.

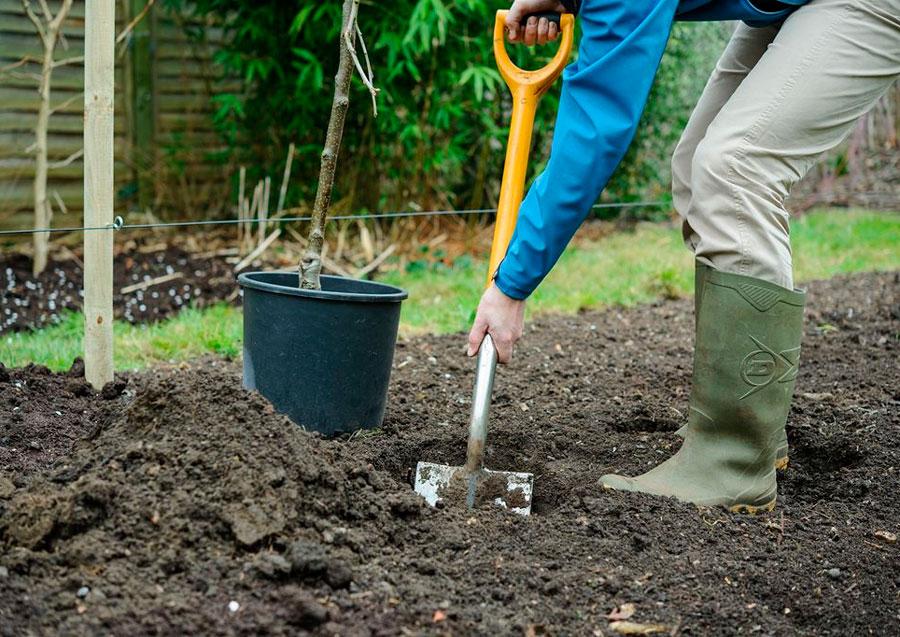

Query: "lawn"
<box><xmin>2</xmin><ymin>208</ymin><xmax>897</xmax><ymax>371</ymax></box>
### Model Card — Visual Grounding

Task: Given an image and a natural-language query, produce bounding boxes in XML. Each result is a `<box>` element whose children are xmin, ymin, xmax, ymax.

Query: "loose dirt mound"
<box><xmin>1</xmin><ymin>271</ymin><xmax>897</xmax><ymax>635</ymax></box>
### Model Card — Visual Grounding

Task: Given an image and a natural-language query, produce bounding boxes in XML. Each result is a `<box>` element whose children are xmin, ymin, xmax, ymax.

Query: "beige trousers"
<box><xmin>672</xmin><ymin>0</ymin><xmax>900</xmax><ymax>289</ymax></box>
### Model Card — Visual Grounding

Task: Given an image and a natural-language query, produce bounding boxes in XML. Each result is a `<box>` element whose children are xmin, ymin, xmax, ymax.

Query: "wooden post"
<box><xmin>84</xmin><ymin>0</ymin><xmax>115</xmax><ymax>389</ymax></box>
<box><xmin>127</xmin><ymin>0</ymin><xmax>155</xmax><ymax>212</ymax></box>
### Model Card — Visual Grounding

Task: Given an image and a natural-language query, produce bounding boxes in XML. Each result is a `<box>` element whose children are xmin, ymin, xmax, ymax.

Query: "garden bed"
<box><xmin>0</xmin><ymin>271</ymin><xmax>897</xmax><ymax>635</ymax></box>
<box><xmin>0</xmin><ymin>244</ymin><xmax>242</xmax><ymax>334</ymax></box>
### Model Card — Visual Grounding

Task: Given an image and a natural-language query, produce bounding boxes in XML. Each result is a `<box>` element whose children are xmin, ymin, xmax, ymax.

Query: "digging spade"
<box><xmin>414</xmin><ymin>11</ymin><xmax>574</xmax><ymax>515</ymax></box>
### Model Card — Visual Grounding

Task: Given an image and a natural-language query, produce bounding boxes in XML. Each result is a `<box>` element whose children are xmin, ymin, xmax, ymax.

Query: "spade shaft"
<box><xmin>464</xmin><ymin>333</ymin><xmax>497</xmax><ymax>474</ymax></box>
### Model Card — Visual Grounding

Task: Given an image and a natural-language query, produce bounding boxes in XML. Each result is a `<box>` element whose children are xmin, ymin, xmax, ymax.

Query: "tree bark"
<box><xmin>32</xmin><ymin>43</ymin><xmax>53</xmax><ymax>276</ymax></box>
<box><xmin>298</xmin><ymin>0</ymin><xmax>358</xmax><ymax>290</ymax></box>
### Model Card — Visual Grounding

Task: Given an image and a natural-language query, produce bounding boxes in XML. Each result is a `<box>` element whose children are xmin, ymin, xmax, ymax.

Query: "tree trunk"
<box><xmin>298</xmin><ymin>0</ymin><xmax>358</xmax><ymax>290</ymax></box>
<box><xmin>32</xmin><ymin>44</ymin><xmax>53</xmax><ymax>276</ymax></box>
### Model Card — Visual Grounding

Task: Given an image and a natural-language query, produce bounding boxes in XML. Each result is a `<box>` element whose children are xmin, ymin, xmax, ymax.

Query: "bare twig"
<box><xmin>121</xmin><ymin>272</ymin><xmax>184</xmax><ymax>295</ymax></box>
<box><xmin>22</xmin><ymin>1</ymin><xmax>47</xmax><ymax>42</ymax></box>
<box><xmin>52</xmin><ymin>55</ymin><xmax>84</xmax><ymax>68</ymax></box>
<box><xmin>48</xmin><ymin>91</ymin><xmax>83</xmax><ymax>115</ymax></box>
<box><xmin>51</xmin><ymin>189</ymin><xmax>68</xmax><ymax>216</ymax></box>
<box><xmin>47</xmin><ymin>147</ymin><xmax>83</xmax><ymax>169</ymax></box>
<box><xmin>259</xmin><ymin>176</ymin><xmax>271</xmax><ymax>248</ymax></box>
<box><xmin>237</xmin><ymin>166</ymin><xmax>246</xmax><ymax>242</ymax></box>
<box><xmin>235</xmin><ymin>229</ymin><xmax>281</xmax><ymax>272</ymax></box>
<box><xmin>276</xmin><ymin>143</ymin><xmax>295</xmax><ymax>213</ymax></box>
<box><xmin>0</xmin><ymin>56</ymin><xmax>40</xmax><ymax>75</ymax></box>
<box><xmin>116</xmin><ymin>0</ymin><xmax>156</xmax><ymax>45</ymax></box>
<box><xmin>345</xmin><ymin>1</ymin><xmax>379</xmax><ymax>116</ymax></box>
<box><xmin>355</xmin><ymin>244</ymin><xmax>396</xmax><ymax>278</ymax></box>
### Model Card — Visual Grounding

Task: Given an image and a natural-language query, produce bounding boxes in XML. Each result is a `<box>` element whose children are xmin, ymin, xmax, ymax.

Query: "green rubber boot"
<box><xmin>675</xmin><ymin>263</ymin><xmax>791</xmax><ymax>470</ymax></box>
<box><xmin>601</xmin><ymin>266</ymin><xmax>806</xmax><ymax>512</ymax></box>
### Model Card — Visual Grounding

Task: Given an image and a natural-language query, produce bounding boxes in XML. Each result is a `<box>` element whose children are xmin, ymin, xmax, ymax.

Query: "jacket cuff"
<box><xmin>560</xmin><ymin>0</ymin><xmax>580</xmax><ymax>15</ymax></box>
<box><xmin>493</xmin><ymin>269</ymin><xmax>531</xmax><ymax>301</ymax></box>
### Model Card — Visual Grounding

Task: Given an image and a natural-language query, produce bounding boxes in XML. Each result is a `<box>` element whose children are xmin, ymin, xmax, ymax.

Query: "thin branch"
<box><xmin>344</xmin><ymin>1</ymin><xmax>379</xmax><ymax>117</ymax></box>
<box><xmin>51</xmin><ymin>189</ymin><xmax>68</xmax><ymax>216</ymax></box>
<box><xmin>52</xmin><ymin>55</ymin><xmax>84</xmax><ymax>68</ymax></box>
<box><xmin>355</xmin><ymin>244</ymin><xmax>396</xmax><ymax>278</ymax></box>
<box><xmin>49</xmin><ymin>91</ymin><xmax>82</xmax><ymax>115</ymax></box>
<box><xmin>235</xmin><ymin>229</ymin><xmax>281</xmax><ymax>272</ymax></box>
<box><xmin>117</xmin><ymin>0</ymin><xmax>156</xmax><ymax>45</ymax></box>
<box><xmin>47</xmin><ymin>0</ymin><xmax>73</xmax><ymax>33</ymax></box>
<box><xmin>38</xmin><ymin>0</ymin><xmax>52</xmax><ymax>23</ymax></box>
<box><xmin>276</xmin><ymin>142</ymin><xmax>295</xmax><ymax>213</ymax></box>
<box><xmin>0</xmin><ymin>56</ymin><xmax>39</xmax><ymax>75</ymax></box>
<box><xmin>47</xmin><ymin>147</ymin><xmax>83</xmax><ymax>169</ymax></box>
<box><xmin>22</xmin><ymin>0</ymin><xmax>47</xmax><ymax>42</ymax></box>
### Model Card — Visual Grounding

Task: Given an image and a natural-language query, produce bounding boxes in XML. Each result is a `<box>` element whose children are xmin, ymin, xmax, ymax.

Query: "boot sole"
<box><xmin>729</xmin><ymin>498</ymin><xmax>777</xmax><ymax>514</ymax></box>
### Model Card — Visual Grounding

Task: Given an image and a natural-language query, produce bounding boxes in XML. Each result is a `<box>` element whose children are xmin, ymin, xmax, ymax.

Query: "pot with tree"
<box><xmin>238</xmin><ymin>0</ymin><xmax>407</xmax><ymax>436</ymax></box>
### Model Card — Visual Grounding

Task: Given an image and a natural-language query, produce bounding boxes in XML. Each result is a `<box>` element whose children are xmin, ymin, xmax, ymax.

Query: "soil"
<box><xmin>0</xmin><ymin>245</ymin><xmax>242</xmax><ymax>334</ymax></box>
<box><xmin>1</xmin><ymin>271</ymin><xmax>897</xmax><ymax>635</ymax></box>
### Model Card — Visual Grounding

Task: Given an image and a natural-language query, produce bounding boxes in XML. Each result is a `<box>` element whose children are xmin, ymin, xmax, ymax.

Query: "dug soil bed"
<box><xmin>0</xmin><ymin>244</ymin><xmax>245</xmax><ymax>335</ymax></box>
<box><xmin>1</xmin><ymin>271</ymin><xmax>897</xmax><ymax>635</ymax></box>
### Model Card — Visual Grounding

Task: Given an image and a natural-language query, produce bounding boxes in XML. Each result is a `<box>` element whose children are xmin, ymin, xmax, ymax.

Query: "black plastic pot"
<box><xmin>238</xmin><ymin>272</ymin><xmax>408</xmax><ymax>436</ymax></box>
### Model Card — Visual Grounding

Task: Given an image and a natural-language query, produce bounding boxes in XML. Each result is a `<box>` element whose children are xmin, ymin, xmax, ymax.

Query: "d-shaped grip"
<box><xmin>493</xmin><ymin>10</ymin><xmax>575</xmax><ymax>97</ymax></box>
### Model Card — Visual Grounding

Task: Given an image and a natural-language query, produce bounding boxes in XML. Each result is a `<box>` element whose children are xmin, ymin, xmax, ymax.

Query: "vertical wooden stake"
<box><xmin>84</xmin><ymin>0</ymin><xmax>115</xmax><ymax>389</ymax></box>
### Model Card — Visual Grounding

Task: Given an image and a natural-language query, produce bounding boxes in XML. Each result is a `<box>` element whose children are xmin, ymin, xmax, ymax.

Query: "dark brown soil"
<box><xmin>0</xmin><ymin>245</ymin><xmax>241</xmax><ymax>334</ymax></box>
<box><xmin>1</xmin><ymin>271</ymin><xmax>897</xmax><ymax>636</ymax></box>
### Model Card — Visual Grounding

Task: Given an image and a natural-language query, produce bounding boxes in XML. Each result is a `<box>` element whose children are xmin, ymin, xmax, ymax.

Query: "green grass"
<box><xmin>1</xmin><ymin>303</ymin><xmax>243</xmax><ymax>371</ymax></box>
<box><xmin>2</xmin><ymin>209</ymin><xmax>896</xmax><ymax>371</ymax></box>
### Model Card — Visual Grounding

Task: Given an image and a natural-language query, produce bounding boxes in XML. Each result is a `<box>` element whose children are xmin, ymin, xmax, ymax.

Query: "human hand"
<box><xmin>506</xmin><ymin>0</ymin><xmax>567</xmax><ymax>46</ymax></box>
<box><xmin>467</xmin><ymin>283</ymin><xmax>526</xmax><ymax>364</ymax></box>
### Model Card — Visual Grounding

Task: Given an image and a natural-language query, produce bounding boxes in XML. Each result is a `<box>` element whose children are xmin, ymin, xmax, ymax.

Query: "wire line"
<box><xmin>0</xmin><ymin>201</ymin><xmax>670</xmax><ymax>237</ymax></box>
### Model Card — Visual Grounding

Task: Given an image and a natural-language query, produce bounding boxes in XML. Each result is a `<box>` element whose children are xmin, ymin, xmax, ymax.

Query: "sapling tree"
<box><xmin>299</xmin><ymin>0</ymin><xmax>377</xmax><ymax>290</ymax></box>
<box><xmin>21</xmin><ymin>0</ymin><xmax>76</xmax><ymax>276</ymax></box>
<box><xmin>15</xmin><ymin>0</ymin><xmax>155</xmax><ymax>276</ymax></box>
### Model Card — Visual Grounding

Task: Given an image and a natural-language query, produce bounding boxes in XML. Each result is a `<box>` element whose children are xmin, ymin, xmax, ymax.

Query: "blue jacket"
<box><xmin>493</xmin><ymin>0</ymin><xmax>810</xmax><ymax>300</ymax></box>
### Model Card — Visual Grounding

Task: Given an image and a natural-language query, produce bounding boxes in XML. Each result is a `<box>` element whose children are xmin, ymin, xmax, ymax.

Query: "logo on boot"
<box><xmin>740</xmin><ymin>335</ymin><xmax>800</xmax><ymax>400</ymax></box>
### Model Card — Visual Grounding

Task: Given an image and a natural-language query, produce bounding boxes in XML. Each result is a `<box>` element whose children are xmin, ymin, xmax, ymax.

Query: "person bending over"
<box><xmin>469</xmin><ymin>0</ymin><xmax>899</xmax><ymax>511</ymax></box>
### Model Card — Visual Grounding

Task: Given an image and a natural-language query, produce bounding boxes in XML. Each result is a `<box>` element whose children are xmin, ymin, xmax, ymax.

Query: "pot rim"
<box><xmin>238</xmin><ymin>271</ymin><xmax>408</xmax><ymax>303</ymax></box>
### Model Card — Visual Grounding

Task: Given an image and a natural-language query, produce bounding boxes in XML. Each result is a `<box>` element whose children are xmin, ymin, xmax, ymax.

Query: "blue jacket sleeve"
<box><xmin>494</xmin><ymin>0</ymin><xmax>680</xmax><ymax>300</ymax></box>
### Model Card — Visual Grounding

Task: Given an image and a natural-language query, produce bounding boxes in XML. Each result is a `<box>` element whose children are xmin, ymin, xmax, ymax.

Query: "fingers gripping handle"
<box><xmin>493</xmin><ymin>10</ymin><xmax>575</xmax><ymax>96</ymax></box>
<box><xmin>524</xmin><ymin>12</ymin><xmax>562</xmax><ymax>26</ymax></box>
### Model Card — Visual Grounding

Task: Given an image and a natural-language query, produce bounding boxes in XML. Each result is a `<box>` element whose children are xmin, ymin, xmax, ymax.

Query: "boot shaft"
<box><xmin>690</xmin><ymin>268</ymin><xmax>806</xmax><ymax>454</ymax></box>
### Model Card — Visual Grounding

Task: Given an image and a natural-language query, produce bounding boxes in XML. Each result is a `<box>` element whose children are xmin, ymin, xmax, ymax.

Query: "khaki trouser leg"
<box><xmin>674</xmin><ymin>0</ymin><xmax>900</xmax><ymax>289</ymax></box>
<box><xmin>672</xmin><ymin>24</ymin><xmax>777</xmax><ymax>231</ymax></box>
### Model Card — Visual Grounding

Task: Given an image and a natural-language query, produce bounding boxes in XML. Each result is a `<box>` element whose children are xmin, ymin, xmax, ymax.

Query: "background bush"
<box><xmin>167</xmin><ymin>0</ymin><xmax>731</xmax><ymax>219</ymax></box>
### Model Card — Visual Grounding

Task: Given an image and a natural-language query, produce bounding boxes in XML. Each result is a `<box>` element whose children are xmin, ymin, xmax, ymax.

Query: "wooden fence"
<box><xmin>0</xmin><ymin>0</ymin><xmax>233</xmax><ymax>232</ymax></box>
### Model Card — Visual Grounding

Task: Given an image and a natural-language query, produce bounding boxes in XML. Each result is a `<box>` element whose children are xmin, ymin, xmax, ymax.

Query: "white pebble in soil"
<box><xmin>227</xmin><ymin>601</ymin><xmax>240</xmax><ymax>613</ymax></box>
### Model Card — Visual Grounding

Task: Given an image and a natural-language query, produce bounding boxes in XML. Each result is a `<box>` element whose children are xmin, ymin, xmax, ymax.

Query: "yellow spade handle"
<box><xmin>486</xmin><ymin>10</ymin><xmax>575</xmax><ymax>287</ymax></box>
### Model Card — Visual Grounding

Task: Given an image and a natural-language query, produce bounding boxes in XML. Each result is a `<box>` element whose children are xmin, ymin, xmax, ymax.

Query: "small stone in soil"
<box><xmin>826</xmin><ymin>568</ymin><xmax>842</xmax><ymax>580</ymax></box>
<box><xmin>228</xmin><ymin>600</ymin><xmax>239</xmax><ymax>613</ymax></box>
<box><xmin>76</xmin><ymin>586</ymin><xmax>90</xmax><ymax>598</ymax></box>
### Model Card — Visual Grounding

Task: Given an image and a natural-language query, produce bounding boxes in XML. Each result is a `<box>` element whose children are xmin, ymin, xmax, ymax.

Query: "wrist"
<box><xmin>492</xmin><ymin>273</ymin><xmax>530</xmax><ymax>302</ymax></box>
